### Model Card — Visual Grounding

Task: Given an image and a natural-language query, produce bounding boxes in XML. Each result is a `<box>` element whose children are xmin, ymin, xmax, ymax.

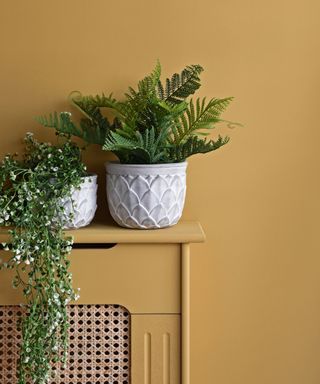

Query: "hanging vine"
<box><xmin>0</xmin><ymin>133</ymin><xmax>86</xmax><ymax>383</ymax></box>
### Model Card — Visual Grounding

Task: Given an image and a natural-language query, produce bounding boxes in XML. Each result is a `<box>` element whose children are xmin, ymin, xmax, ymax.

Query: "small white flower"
<box><xmin>10</xmin><ymin>172</ymin><xmax>16</xmax><ymax>181</ymax></box>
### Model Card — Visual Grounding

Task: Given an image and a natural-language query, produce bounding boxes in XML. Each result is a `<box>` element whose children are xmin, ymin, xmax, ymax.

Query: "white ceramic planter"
<box><xmin>106</xmin><ymin>162</ymin><xmax>187</xmax><ymax>229</ymax></box>
<box><xmin>61</xmin><ymin>174</ymin><xmax>98</xmax><ymax>229</ymax></box>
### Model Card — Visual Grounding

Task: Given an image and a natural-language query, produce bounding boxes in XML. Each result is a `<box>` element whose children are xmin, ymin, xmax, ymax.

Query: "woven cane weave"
<box><xmin>0</xmin><ymin>304</ymin><xmax>131</xmax><ymax>384</ymax></box>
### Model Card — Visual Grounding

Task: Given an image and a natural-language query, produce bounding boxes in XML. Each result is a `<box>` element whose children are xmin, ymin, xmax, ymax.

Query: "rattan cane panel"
<box><xmin>0</xmin><ymin>304</ymin><xmax>131</xmax><ymax>384</ymax></box>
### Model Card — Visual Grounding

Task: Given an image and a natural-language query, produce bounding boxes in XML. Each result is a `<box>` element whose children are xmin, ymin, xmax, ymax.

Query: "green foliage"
<box><xmin>158</xmin><ymin>64</ymin><xmax>203</xmax><ymax>104</ymax></box>
<box><xmin>171</xmin><ymin>97</ymin><xmax>233</xmax><ymax>145</ymax></box>
<box><xmin>0</xmin><ymin>133</ymin><xmax>85</xmax><ymax>384</ymax></box>
<box><xmin>104</xmin><ymin>126</ymin><xmax>169</xmax><ymax>164</ymax></box>
<box><xmin>36</xmin><ymin>110</ymin><xmax>110</xmax><ymax>146</ymax></box>
<box><xmin>168</xmin><ymin>135</ymin><xmax>230</xmax><ymax>163</ymax></box>
<box><xmin>38</xmin><ymin>61</ymin><xmax>237</xmax><ymax>163</ymax></box>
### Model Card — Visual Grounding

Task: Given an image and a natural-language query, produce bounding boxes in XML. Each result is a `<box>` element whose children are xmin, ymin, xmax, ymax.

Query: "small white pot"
<box><xmin>106</xmin><ymin>162</ymin><xmax>187</xmax><ymax>229</ymax></box>
<box><xmin>61</xmin><ymin>174</ymin><xmax>98</xmax><ymax>229</ymax></box>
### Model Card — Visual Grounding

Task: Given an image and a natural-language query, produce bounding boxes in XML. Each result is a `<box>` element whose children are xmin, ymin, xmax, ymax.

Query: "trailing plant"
<box><xmin>37</xmin><ymin>61</ymin><xmax>237</xmax><ymax>163</ymax></box>
<box><xmin>0</xmin><ymin>133</ymin><xmax>86</xmax><ymax>384</ymax></box>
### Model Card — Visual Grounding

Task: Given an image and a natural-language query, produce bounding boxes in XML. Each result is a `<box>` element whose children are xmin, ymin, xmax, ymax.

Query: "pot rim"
<box><xmin>50</xmin><ymin>173</ymin><xmax>97</xmax><ymax>184</ymax></box>
<box><xmin>78</xmin><ymin>173</ymin><xmax>98</xmax><ymax>185</ymax></box>
<box><xmin>81</xmin><ymin>172</ymin><xmax>98</xmax><ymax>179</ymax></box>
<box><xmin>105</xmin><ymin>161</ymin><xmax>188</xmax><ymax>175</ymax></box>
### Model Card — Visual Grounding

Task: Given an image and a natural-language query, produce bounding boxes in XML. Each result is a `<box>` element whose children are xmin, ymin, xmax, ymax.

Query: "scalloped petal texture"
<box><xmin>61</xmin><ymin>176</ymin><xmax>98</xmax><ymax>229</ymax></box>
<box><xmin>107</xmin><ymin>172</ymin><xmax>186</xmax><ymax>229</ymax></box>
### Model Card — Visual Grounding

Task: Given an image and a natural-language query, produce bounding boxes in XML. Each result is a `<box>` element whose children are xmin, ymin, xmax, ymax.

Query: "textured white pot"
<box><xmin>106</xmin><ymin>162</ymin><xmax>187</xmax><ymax>229</ymax></box>
<box><xmin>61</xmin><ymin>174</ymin><xmax>98</xmax><ymax>229</ymax></box>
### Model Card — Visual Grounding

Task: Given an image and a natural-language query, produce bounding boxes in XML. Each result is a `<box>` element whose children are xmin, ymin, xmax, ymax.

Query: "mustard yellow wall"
<box><xmin>1</xmin><ymin>1</ymin><xmax>320</xmax><ymax>383</ymax></box>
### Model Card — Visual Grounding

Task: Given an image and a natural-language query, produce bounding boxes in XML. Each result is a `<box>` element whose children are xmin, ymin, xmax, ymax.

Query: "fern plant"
<box><xmin>38</xmin><ymin>61</ymin><xmax>237</xmax><ymax>163</ymax></box>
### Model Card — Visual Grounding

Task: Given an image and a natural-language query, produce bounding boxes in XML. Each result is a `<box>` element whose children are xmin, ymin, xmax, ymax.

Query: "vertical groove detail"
<box><xmin>163</xmin><ymin>332</ymin><xmax>171</xmax><ymax>384</ymax></box>
<box><xmin>182</xmin><ymin>243</ymin><xmax>191</xmax><ymax>384</ymax></box>
<box><xmin>144</xmin><ymin>332</ymin><xmax>152</xmax><ymax>384</ymax></box>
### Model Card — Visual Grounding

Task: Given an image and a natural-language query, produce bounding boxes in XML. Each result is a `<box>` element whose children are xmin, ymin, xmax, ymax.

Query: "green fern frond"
<box><xmin>124</xmin><ymin>61</ymin><xmax>162</xmax><ymax>107</ymax></box>
<box><xmin>72</xmin><ymin>93</ymin><xmax>127</xmax><ymax>119</ymax></box>
<box><xmin>137</xmin><ymin>76</ymin><xmax>155</xmax><ymax>98</ymax></box>
<box><xmin>150</xmin><ymin>59</ymin><xmax>161</xmax><ymax>86</ymax></box>
<box><xmin>36</xmin><ymin>112</ymin><xmax>82</xmax><ymax>138</ymax></box>
<box><xmin>168</xmin><ymin>135</ymin><xmax>230</xmax><ymax>162</ymax></box>
<box><xmin>71</xmin><ymin>91</ymin><xmax>139</xmax><ymax>137</ymax></box>
<box><xmin>138</xmin><ymin>60</ymin><xmax>162</xmax><ymax>92</ymax></box>
<box><xmin>78</xmin><ymin>108</ymin><xmax>111</xmax><ymax>145</ymax></box>
<box><xmin>157</xmin><ymin>80</ymin><xmax>164</xmax><ymax>100</ymax></box>
<box><xmin>171</xmin><ymin>97</ymin><xmax>233</xmax><ymax>144</ymax></box>
<box><xmin>158</xmin><ymin>64</ymin><xmax>203</xmax><ymax>104</ymax></box>
<box><xmin>103</xmin><ymin>126</ymin><xmax>168</xmax><ymax>164</ymax></box>
<box><xmin>103</xmin><ymin>131</ymin><xmax>138</xmax><ymax>151</ymax></box>
<box><xmin>36</xmin><ymin>111</ymin><xmax>109</xmax><ymax>145</ymax></box>
<box><xmin>103</xmin><ymin>131</ymin><xmax>152</xmax><ymax>163</ymax></box>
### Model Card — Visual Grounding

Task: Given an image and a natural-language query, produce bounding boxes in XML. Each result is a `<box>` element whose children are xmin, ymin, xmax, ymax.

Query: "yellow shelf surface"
<box><xmin>0</xmin><ymin>221</ymin><xmax>205</xmax><ymax>244</ymax></box>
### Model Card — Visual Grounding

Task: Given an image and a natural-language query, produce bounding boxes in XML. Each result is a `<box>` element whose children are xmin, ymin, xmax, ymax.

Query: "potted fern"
<box><xmin>38</xmin><ymin>62</ymin><xmax>236</xmax><ymax>229</ymax></box>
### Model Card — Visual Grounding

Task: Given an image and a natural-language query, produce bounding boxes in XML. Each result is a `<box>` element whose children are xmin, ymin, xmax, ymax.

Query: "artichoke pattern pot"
<box><xmin>61</xmin><ymin>174</ymin><xmax>98</xmax><ymax>229</ymax></box>
<box><xmin>106</xmin><ymin>162</ymin><xmax>187</xmax><ymax>229</ymax></box>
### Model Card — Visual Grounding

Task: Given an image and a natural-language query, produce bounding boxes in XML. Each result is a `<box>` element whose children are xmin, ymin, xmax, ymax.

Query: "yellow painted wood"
<box><xmin>0</xmin><ymin>226</ymin><xmax>198</xmax><ymax>382</ymax></box>
<box><xmin>163</xmin><ymin>333</ymin><xmax>171</xmax><ymax>384</ymax></box>
<box><xmin>144</xmin><ymin>332</ymin><xmax>152</xmax><ymax>384</ymax></box>
<box><xmin>181</xmin><ymin>244</ymin><xmax>190</xmax><ymax>384</ymax></box>
<box><xmin>131</xmin><ymin>315</ymin><xmax>180</xmax><ymax>384</ymax></box>
<box><xmin>0</xmin><ymin>221</ymin><xmax>205</xmax><ymax>244</ymax></box>
<box><xmin>0</xmin><ymin>244</ymin><xmax>181</xmax><ymax>314</ymax></box>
